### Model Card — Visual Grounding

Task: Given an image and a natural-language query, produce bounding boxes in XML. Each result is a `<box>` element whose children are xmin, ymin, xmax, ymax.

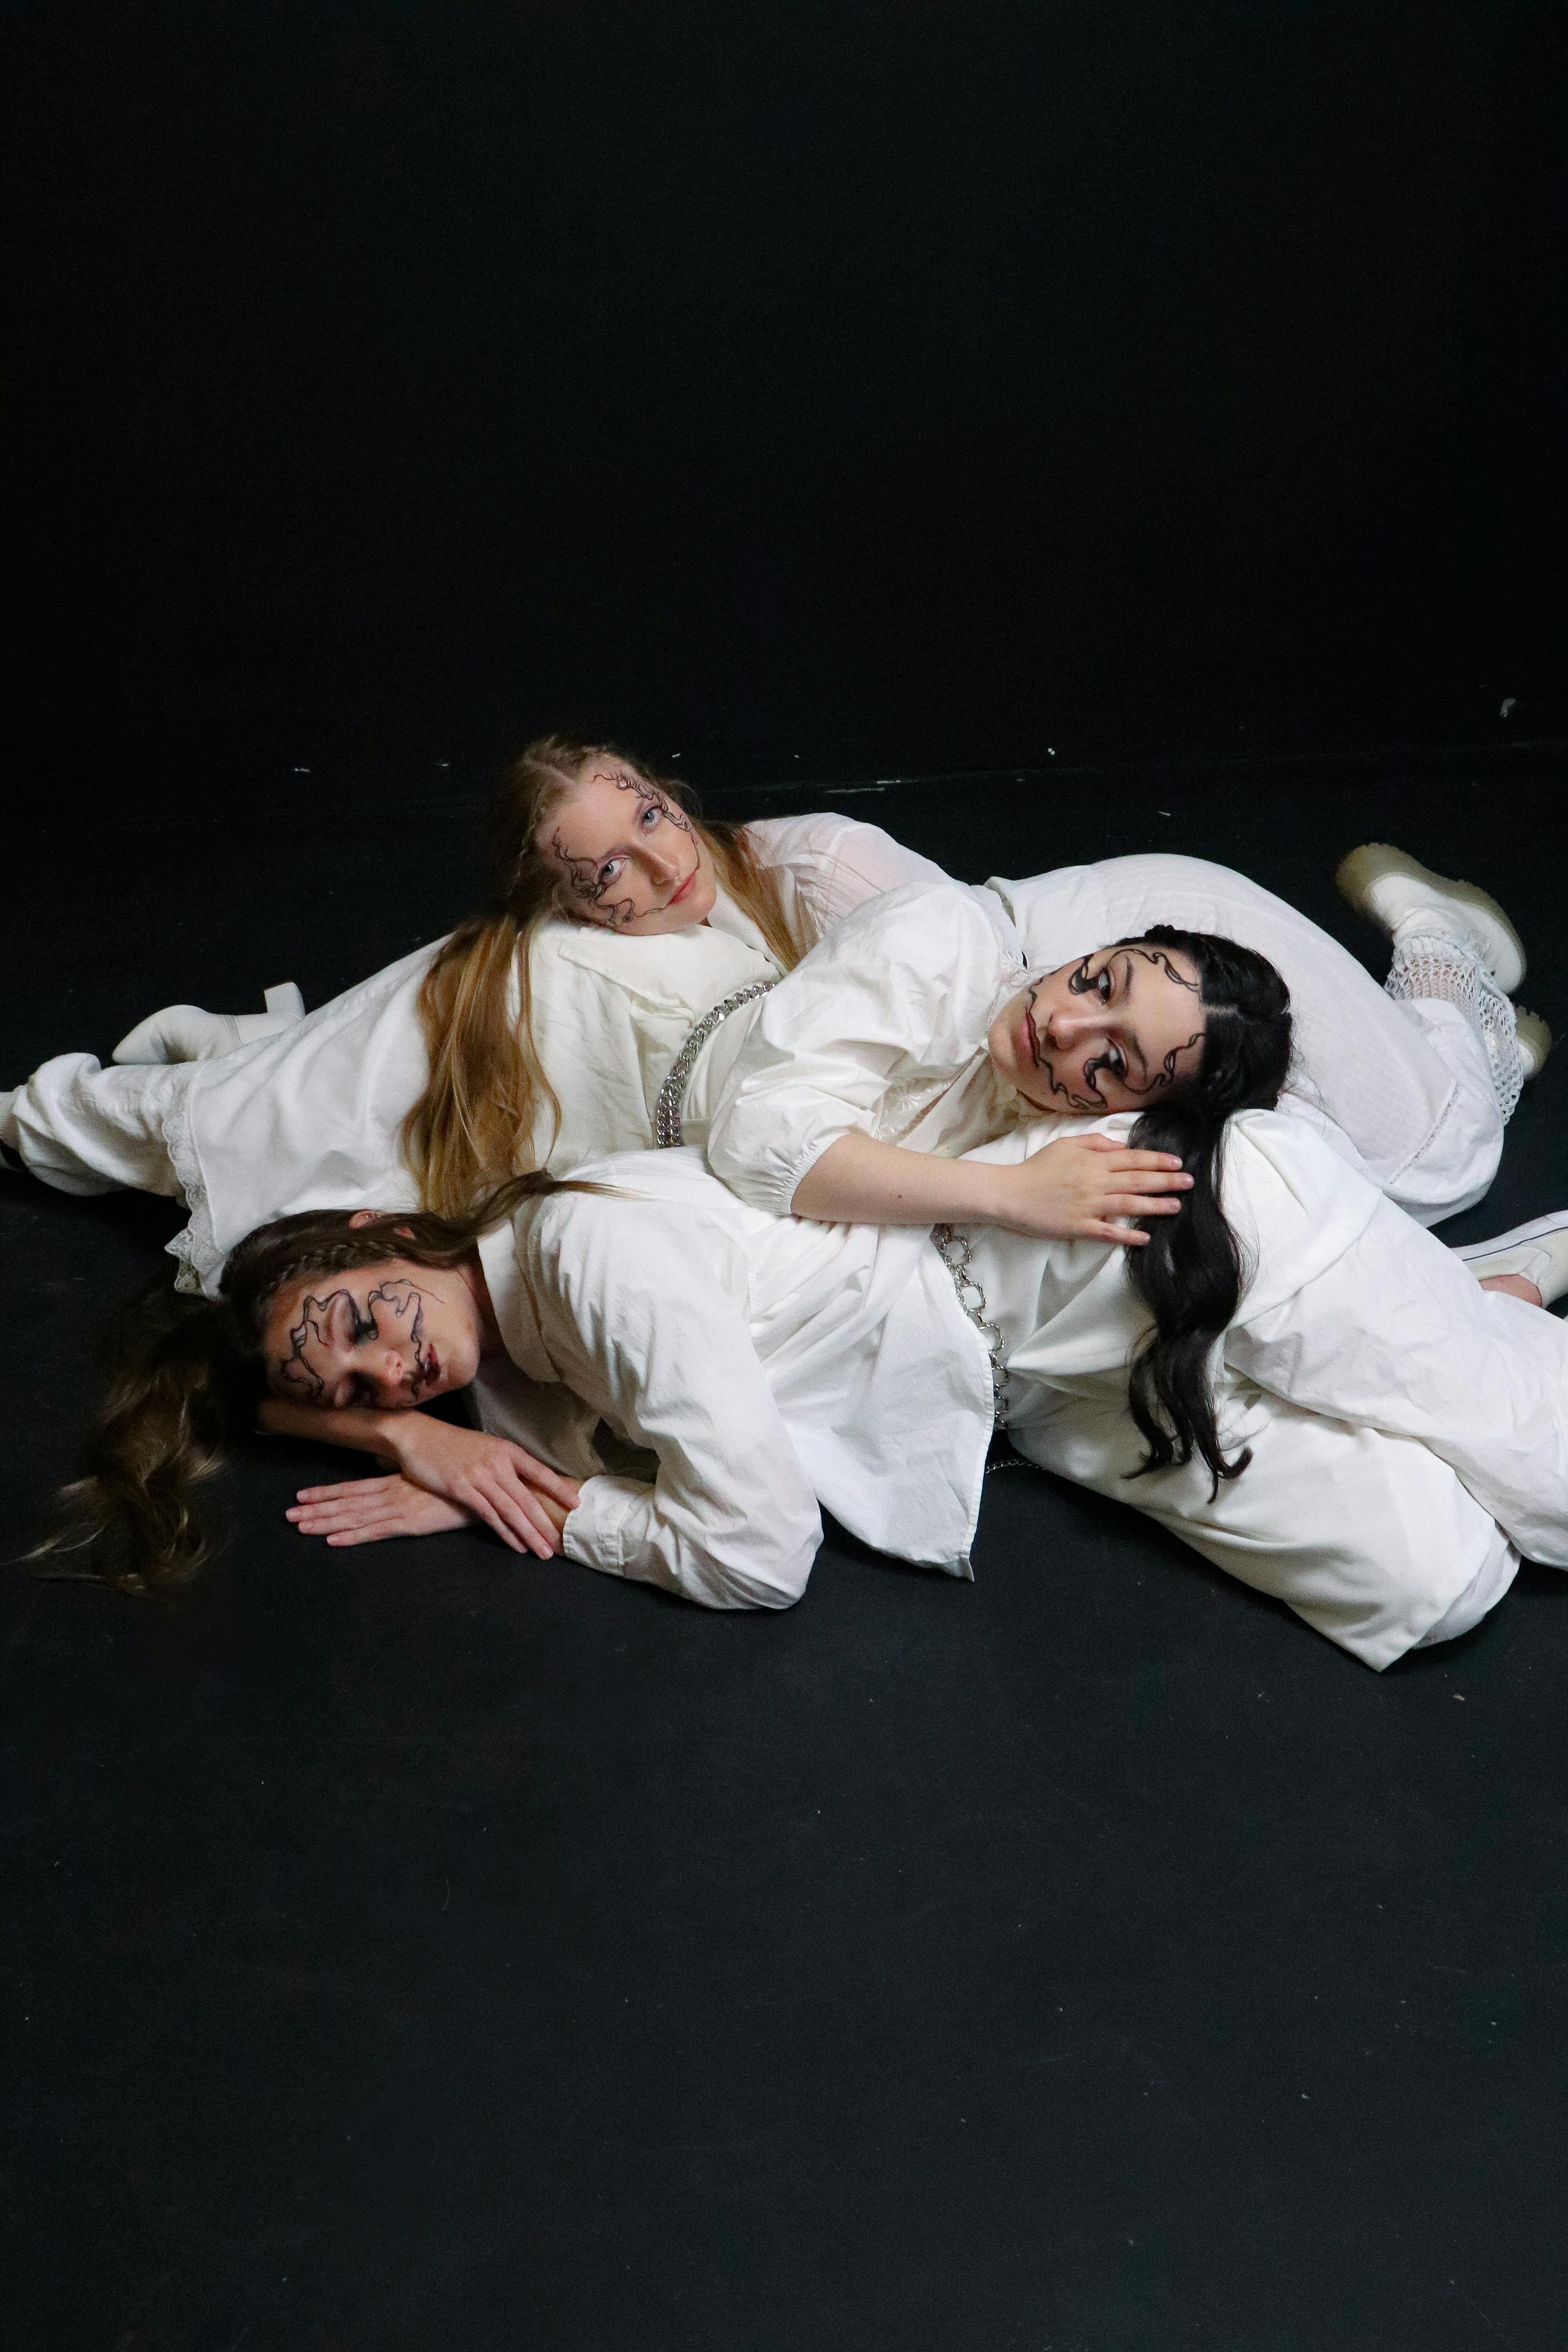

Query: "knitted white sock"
<box><xmin>1384</xmin><ymin>916</ymin><xmax>1524</xmax><ymax>1122</ymax></box>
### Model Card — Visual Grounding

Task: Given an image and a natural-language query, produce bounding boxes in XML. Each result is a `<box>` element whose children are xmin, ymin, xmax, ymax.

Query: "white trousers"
<box><xmin>1</xmin><ymin>1057</ymin><xmax>192</xmax><ymax>1197</ymax></box>
<box><xmin>987</xmin><ymin>856</ymin><xmax>1504</xmax><ymax>1223</ymax></box>
<box><xmin>973</xmin><ymin>1196</ymin><xmax>1568</xmax><ymax>1667</ymax></box>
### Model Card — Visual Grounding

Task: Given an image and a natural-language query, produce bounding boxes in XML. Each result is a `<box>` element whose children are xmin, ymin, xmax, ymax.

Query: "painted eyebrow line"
<box><xmin>1114</xmin><ymin>955</ymin><xmax>1150</xmax><ymax>1075</ymax></box>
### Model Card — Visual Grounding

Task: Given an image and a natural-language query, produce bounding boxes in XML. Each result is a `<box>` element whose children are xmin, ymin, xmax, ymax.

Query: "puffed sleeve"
<box><xmin>704</xmin><ymin>879</ymin><xmax>1016</xmax><ymax>1216</ymax></box>
<box><xmin>519</xmin><ymin>1196</ymin><xmax>823</xmax><ymax>1609</ymax></box>
<box><xmin>742</xmin><ymin>812</ymin><xmax>951</xmax><ymax>944</ymax></box>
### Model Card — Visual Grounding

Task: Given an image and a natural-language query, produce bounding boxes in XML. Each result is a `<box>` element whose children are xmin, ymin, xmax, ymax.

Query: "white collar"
<box><xmin>703</xmin><ymin>880</ymin><xmax>780</xmax><ymax>967</ymax></box>
<box><xmin>475</xmin><ymin>1217</ymin><xmax>557</xmax><ymax>1384</ymax></box>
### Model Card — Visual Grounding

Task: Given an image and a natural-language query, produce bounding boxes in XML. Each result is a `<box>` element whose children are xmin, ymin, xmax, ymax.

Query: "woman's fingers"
<box><xmin>291</xmin><ymin>1495</ymin><xmax>468</xmax><ymax>1541</ymax></box>
<box><xmin>1108</xmin><ymin>1165</ymin><xmax>1193</xmax><ymax>1190</ymax></box>
<box><xmin>288</xmin><ymin>1472</ymin><xmax>473</xmax><ymax>1544</ymax></box>
<box><xmin>459</xmin><ymin>1481</ymin><xmax>552</xmax><ymax>1560</ymax></box>
<box><xmin>1075</xmin><ymin>1137</ymin><xmax>1187</xmax><ymax>1166</ymax></box>
<box><xmin>321</xmin><ymin>1515</ymin><xmax>450</xmax><ymax>1547</ymax></box>
<box><xmin>502</xmin><ymin>1446</ymin><xmax>582</xmax><ymax>1508</ymax></box>
<box><xmin>457</xmin><ymin>1468</ymin><xmax>565</xmax><ymax>1560</ymax></box>
<box><xmin>486</xmin><ymin>1468</ymin><xmax>571</xmax><ymax>1552</ymax></box>
<box><xmin>487</xmin><ymin>1461</ymin><xmax>577</xmax><ymax>1548</ymax></box>
<box><xmin>293</xmin><ymin>1476</ymin><xmax>402</xmax><ymax>1505</ymax></box>
<box><xmin>290</xmin><ymin>1469</ymin><xmax>568</xmax><ymax>1561</ymax></box>
<box><xmin>290</xmin><ymin>1488</ymin><xmax>426</xmax><ymax>1526</ymax></box>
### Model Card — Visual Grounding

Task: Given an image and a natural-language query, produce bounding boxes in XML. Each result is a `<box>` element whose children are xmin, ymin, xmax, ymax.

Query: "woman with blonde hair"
<box><xmin>2</xmin><ymin>735</ymin><xmax>947</xmax><ymax>1289</ymax></box>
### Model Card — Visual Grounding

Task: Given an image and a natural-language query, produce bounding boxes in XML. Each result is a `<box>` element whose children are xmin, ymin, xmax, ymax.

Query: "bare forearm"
<box><xmin>789</xmin><ymin>1126</ymin><xmax>1191</xmax><ymax>1243</ymax></box>
<box><xmin>789</xmin><ymin>1131</ymin><xmax>1014</xmax><ymax>1226</ymax></box>
<box><xmin>257</xmin><ymin>1396</ymin><xmax>404</xmax><ymax>1456</ymax></box>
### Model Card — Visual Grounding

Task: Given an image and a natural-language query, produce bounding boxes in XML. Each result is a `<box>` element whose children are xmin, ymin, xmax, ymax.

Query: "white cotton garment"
<box><xmin>985</xmin><ymin>855</ymin><xmax>1503</xmax><ymax>1223</ymax></box>
<box><xmin>470</xmin><ymin>1118</ymin><xmax>1562</xmax><ymax>1667</ymax></box>
<box><xmin>734</xmin><ymin>812</ymin><xmax>949</xmax><ymax>945</ymax></box>
<box><xmin>960</xmin><ymin>1111</ymin><xmax>1562</xmax><ymax>1667</ymax></box>
<box><xmin>702</xmin><ymin>879</ymin><xmax>1028</xmax><ymax>1214</ymax></box>
<box><xmin>705</xmin><ymin>863</ymin><xmax>1503</xmax><ymax>1234</ymax></box>
<box><xmin>1</xmin><ymin>814</ymin><xmax>941</xmax><ymax>1296</ymax></box>
<box><xmin>477</xmin><ymin>1146</ymin><xmax>994</xmax><ymax>1608</ymax></box>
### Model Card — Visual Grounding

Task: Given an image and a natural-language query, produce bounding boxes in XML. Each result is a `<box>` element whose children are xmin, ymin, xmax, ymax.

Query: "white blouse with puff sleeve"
<box><xmin>701</xmin><ymin>877</ymin><xmax>1029</xmax><ymax>1218</ymax></box>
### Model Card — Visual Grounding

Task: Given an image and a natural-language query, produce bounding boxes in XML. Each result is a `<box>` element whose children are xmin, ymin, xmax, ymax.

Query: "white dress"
<box><xmin>0</xmin><ymin>815</ymin><xmax>947</xmax><ymax>1296</ymax></box>
<box><xmin>701</xmin><ymin>873</ymin><xmax>1501</xmax><ymax>1225</ymax></box>
<box><xmin>477</xmin><ymin>1123</ymin><xmax>1565</xmax><ymax>1668</ymax></box>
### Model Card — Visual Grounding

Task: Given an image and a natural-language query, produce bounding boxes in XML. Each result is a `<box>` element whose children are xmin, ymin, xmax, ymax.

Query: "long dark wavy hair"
<box><xmin>1118</xmin><ymin>925</ymin><xmax>1294</xmax><ymax>1495</ymax></box>
<box><xmin>27</xmin><ymin>1173</ymin><xmax>593</xmax><ymax>1596</ymax></box>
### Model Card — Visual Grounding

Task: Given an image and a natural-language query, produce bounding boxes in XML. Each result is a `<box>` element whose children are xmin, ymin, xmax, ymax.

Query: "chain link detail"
<box><xmin>653</xmin><ymin>980</ymin><xmax>779</xmax><ymax>1149</ymax></box>
<box><xmin>931</xmin><ymin>1222</ymin><xmax>1011</xmax><ymax>1425</ymax></box>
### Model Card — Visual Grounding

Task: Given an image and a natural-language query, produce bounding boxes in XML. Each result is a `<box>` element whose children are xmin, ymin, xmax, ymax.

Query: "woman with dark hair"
<box><xmin>689</xmin><ymin>874</ymin><xmax>1562</xmax><ymax>1512</ymax></box>
<box><xmin>696</xmin><ymin>860</ymin><xmax>1537</xmax><ymax>1242</ymax></box>
<box><xmin>33</xmin><ymin>1112</ymin><xmax>1568</xmax><ymax>1671</ymax></box>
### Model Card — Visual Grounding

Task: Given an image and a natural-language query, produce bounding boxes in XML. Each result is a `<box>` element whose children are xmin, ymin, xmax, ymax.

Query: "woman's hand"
<box><xmin>372</xmin><ymin>1416</ymin><xmax>582</xmax><ymax>1557</ymax></box>
<box><xmin>993</xmin><ymin>1132</ymin><xmax>1192</xmax><ymax>1244</ymax></box>
<box><xmin>288</xmin><ymin>1474</ymin><xmax>475</xmax><ymax>1547</ymax></box>
<box><xmin>258</xmin><ymin>1393</ymin><xmax>581</xmax><ymax>1557</ymax></box>
<box><xmin>288</xmin><ymin>1468</ymin><xmax>577</xmax><ymax>1552</ymax></box>
<box><xmin>789</xmin><ymin>1125</ymin><xmax>1189</xmax><ymax>1241</ymax></box>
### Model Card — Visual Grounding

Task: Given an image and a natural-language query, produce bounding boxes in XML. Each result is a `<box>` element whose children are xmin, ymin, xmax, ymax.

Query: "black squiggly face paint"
<box><xmin>988</xmin><ymin>944</ymin><xmax>1206</xmax><ymax>1113</ymax></box>
<box><xmin>543</xmin><ymin>763</ymin><xmax>714</xmax><ymax>934</ymax></box>
<box><xmin>273</xmin><ymin>1276</ymin><xmax>437</xmax><ymax>1408</ymax></box>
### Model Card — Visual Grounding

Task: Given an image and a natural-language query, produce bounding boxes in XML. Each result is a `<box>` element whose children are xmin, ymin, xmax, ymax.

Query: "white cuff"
<box><xmin>561</xmin><ymin>1474</ymin><xmax>649</xmax><ymax>1580</ymax></box>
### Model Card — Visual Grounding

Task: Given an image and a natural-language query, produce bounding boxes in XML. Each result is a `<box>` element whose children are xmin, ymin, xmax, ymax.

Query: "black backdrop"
<box><xmin>6</xmin><ymin>1</ymin><xmax>1566</xmax><ymax>810</ymax></box>
<box><xmin>10</xmin><ymin>18</ymin><xmax>1568</xmax><ymax>2346</ymax></box>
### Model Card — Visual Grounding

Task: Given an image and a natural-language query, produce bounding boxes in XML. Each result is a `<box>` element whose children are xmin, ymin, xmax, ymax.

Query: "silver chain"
<box><xmin>931</xmin><ymin>1222</ymin><xmax>1011</xmax><ymax>1424</ymax></box>
<box><xmin>653</xmin><ymin>979</ymin><xmax>779</xmax><ymax>1149</ymax></box>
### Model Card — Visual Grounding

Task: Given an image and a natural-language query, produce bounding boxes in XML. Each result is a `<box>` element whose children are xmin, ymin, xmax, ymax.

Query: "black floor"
<box><xmin>7</xmin><ymin>746</ymin><xmax>1568</xmax><ymax>2351</ymax></box>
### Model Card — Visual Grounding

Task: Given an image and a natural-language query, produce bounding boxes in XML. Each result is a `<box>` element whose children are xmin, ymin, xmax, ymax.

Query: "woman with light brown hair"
<box><xmin>403</xmin><ymin>735</ymin><xmax>940</xmax><ymax>1214</ymax></box>
<box><xmin>2</xmin><ymin>734</ymin><xmax>947</xmax><ymax>1289</ymax></box>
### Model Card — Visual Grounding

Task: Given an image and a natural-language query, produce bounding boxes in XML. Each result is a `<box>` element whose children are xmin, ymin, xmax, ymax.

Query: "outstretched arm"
<box><xmin>790</xmin><ymin>1127</ymin><xmax>1192</xmax><ymax>1243</ymax></box>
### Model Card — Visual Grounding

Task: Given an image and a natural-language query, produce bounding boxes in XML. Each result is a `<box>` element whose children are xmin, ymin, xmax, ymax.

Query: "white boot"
<box><xmin>113</xmin><ymin>981</ymin><xmax>306</xmax><ymax>1065</ymax></box>
<box><xmin>1516</xmin><ymin>1007</ymin><xmax>1553</xmax><ymax>1081</ymax></box>
<box><xmin>1455</xmin><ymin>1211</ymin><xmax>1568</xmax><ymax>1307</ymax></box>
<box><xmin>1336</xmin><ymin>843</ymin><xmax>1526</xmax><ymax>993</ymax></box>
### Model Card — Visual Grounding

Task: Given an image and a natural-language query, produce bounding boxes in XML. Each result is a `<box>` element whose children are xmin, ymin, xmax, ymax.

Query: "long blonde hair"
<box><xmin>404</xmin><ymin>735</ymin><xmax>806</xmax><ymax>1216</ymax></box>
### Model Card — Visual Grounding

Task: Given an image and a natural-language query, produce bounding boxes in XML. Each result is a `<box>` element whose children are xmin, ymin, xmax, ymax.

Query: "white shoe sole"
<box><xmin>1455</xmin><ymin>1209</ymin><xmax>1568</xmax><ymax>1307</ymax></box>
<box><xmin>1335</xmin><ymin>842</ymin><xmax>1526</xmax><ymax>993</ymax></box>
<box><xmin>1516</xmin><ymin>1006</ymin><xmax>1553</xmax><ymax>1080</ymax></box>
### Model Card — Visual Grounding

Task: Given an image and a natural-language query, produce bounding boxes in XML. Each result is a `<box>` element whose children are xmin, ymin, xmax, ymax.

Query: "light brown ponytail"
<box><xmin>404</xmin><ymin>910</ymin><xmax>564</xmax><ymax>1224</ymax></box>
